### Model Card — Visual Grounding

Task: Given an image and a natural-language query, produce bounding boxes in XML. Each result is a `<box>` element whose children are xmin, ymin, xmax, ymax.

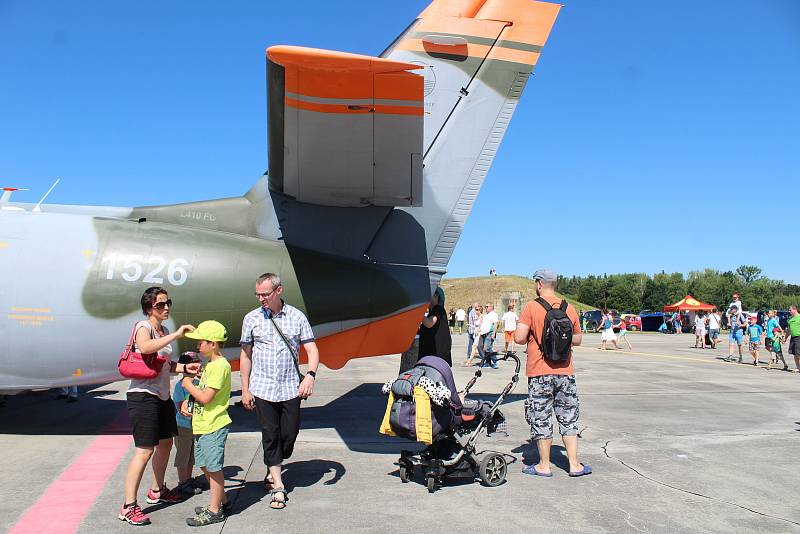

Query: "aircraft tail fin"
<box><xmin>383</xmin><ymin>0</ymin><xmax>561</xmax><ymax>270</ymax></box>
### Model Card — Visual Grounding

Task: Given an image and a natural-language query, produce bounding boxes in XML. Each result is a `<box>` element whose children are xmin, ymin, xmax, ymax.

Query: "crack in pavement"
<box><xmin>602</xmin><ymin>439</ymin><xmax>800</xmax><ymax>528</ymax></box>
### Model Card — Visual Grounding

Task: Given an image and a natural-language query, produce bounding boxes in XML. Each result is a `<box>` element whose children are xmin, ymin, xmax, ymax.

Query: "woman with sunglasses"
<box><xmin>119</xmin><ymin>287</ymin><xmax>198</xmax><ymax>526</ymax></box>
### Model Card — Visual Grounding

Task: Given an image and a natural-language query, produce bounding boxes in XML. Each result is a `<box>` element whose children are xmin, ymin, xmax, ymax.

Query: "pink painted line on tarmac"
<box><xmin>8</xmin><ymin>413</ymin><xmax>132</xmax><ymax>534</ymax></box>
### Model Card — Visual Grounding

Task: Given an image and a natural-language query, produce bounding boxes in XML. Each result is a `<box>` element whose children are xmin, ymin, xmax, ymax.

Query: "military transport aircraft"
<box><xmin>0</xmin><ymin>0</ymin><xmax>560</xmax><ymax>393</ymax></box>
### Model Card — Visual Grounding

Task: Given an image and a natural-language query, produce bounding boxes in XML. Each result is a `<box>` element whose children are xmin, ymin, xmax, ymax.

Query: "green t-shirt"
<box><xmin>191</xmin><ymin>357</ymin><xmax>232</xmax><ymax>435</ymax></box>
<box><xmin>788</xmin><ymin>315</ymin><xmax>800</xmax><ymax>338</ymax></box>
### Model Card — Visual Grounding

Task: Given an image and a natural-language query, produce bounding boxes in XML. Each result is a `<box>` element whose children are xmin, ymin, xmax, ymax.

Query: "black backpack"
<box><xmin>534</xmin><ymin>297</ymin><xmax>573</xmax><ymax>362</ymax></box>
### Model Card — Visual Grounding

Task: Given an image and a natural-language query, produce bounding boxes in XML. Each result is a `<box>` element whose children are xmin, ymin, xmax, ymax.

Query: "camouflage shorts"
<box><xmin>524</xmin><ymin>375</ymin><xmax>580</xmax><ymax>440</ymax></box>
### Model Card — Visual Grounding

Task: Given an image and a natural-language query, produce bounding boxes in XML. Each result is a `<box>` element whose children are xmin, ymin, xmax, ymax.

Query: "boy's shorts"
<box><xmin>749</xmin><ymin>341</ymin><xmax>760</xmax><ymax>352</ymax></box>
<box><xmin>194</xmin><ymin>426</ymin><xmax>230</xmax><ymax>473</ymax></box>
<box><xmin>709</xmin><ymin>329</ymin><xmax>719</xmax><ymax>341</ymax></box>
<box><xmin>174</xmin><ymin>425</ymin><xmax>195</xmax><ymax>468</ymax></box>
<box><xmin>729</xmin><ymin>330</ymin><xmax>743</xmax><ymax>345</ymax></box>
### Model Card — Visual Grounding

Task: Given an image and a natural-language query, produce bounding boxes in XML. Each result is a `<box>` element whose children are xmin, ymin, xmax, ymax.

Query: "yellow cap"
<box><xmin>185</xmin><ymin>320</ymin><xmax>228</xmax><ymax>342</ymax></box>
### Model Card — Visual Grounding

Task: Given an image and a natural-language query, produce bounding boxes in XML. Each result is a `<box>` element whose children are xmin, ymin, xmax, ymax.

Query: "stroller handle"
<box><xmin>498</xmin><ymin>352</ymin><xmax>522</xmax><ymax>374</ymax></box>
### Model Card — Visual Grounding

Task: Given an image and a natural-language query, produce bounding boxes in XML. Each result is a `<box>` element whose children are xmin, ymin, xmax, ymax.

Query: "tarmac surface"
<box><xmin>2</xmin><ymin>332</ymin><xmax>799</xmax><ymax>533</ymax></box>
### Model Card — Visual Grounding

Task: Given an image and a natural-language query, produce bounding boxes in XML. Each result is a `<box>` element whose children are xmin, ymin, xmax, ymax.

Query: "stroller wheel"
<box><xmin>426</xmin><ymin>474</ymin><xmax>437</xmax><ymax>493</ymax></box>
<box><xmin>399</xmin><ymin>464</ymin><xmax>412</xmax><ymax>483</ymax></box>
<box><xmin>479</xmin><ymin>453</ymin><xmax>507</xmax><ymax>487</ymax></box>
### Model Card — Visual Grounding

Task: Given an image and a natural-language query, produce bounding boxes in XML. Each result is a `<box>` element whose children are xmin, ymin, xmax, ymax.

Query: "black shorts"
<box><xmin>789</xmin><ymin>336</ymin><xmax>800</xmax><ymax>356</ymax></box>
<box><xmin>254</xmin><ymin>396</ymin><xmax>301</xmax><ymax>467</ymax></box>
<box><xmin>127</xmin><ymin>392</ymin><xmax>178</xmax><ymax>448</ymax></box>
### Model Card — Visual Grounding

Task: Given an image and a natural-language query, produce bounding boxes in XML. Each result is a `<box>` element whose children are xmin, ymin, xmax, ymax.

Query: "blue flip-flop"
<box><xmin>522</xmin><ymin>465</ymin><xmax>553</xmax><ymax>477</ymax></box>
<box><xmin>569</xmin><ymin>465</ymin><xmax>593</xmax><ymax>477</ymax></box>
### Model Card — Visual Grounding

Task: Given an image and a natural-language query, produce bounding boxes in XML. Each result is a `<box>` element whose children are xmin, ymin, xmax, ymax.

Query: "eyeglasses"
<box><xmin>153</xmin><ymin>299</ymin><xmax>172</xmax><ymax>310</ymax></box>
<box><xmin>254</xmin><ymin>290</ymin><xmax>276</xmax><ymax>299</ymax></box>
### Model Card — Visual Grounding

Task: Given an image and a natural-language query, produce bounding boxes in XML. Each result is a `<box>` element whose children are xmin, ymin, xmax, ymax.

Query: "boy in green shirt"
<box><xmin>768</xmin><ymin>327</ymin><xmax>788</xmax><ymax>371</ymax></box>
<box><xmin>181</xmin><ymin>321</ymin><xmax>232</xmax><ymax>527</ymax></box>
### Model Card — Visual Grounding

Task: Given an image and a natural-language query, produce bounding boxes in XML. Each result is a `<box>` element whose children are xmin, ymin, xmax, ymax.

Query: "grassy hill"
<box><xmin>439</xmin><ymin>275</ymin><xmax>594</xmax><ymax>313</ymax></box>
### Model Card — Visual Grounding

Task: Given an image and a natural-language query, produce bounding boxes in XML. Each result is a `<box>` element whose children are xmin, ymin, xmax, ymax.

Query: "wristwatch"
<box><xmin>307</xmin><ymin>370</ymin><xmax>317</xmax><ymax>378</ymax></box>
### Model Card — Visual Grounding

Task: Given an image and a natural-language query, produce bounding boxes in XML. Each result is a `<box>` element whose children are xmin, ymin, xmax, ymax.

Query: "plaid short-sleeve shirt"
<box><xmin>240</xmin><ymin>302</ymin><xmax>315</xmax><ymax>402</ymax></box>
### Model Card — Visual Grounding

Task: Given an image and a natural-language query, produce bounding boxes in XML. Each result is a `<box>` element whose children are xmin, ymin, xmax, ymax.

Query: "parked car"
<box><xmin>621</xmin><ymin>314</ymin><xmax>642</xmax><ymax>331</ymax></box>
<box><xmin>581</xmin><ymin>310</ymin><xmax>602</xmax><ymax>331</ymax></box>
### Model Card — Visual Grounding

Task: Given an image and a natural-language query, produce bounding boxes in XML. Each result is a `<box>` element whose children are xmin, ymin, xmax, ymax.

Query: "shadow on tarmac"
<box><xmin>0</xmin><ymin>383</ymin><xmax>413</xmax><ymax>452</ymax></box>
<box><xmin>0</xmin><ymin>387</ymin><xmax>130</xmax><ymax>435</ymax></box>
<box><xmin>0</xmin><ymin>383</ymin><xmax>528</xmax><ymax>457</ymax></box>
<box><xmin>223</xmin><ymin>459</ymin><xmax>345</xmax><ymax>515</ymax></box>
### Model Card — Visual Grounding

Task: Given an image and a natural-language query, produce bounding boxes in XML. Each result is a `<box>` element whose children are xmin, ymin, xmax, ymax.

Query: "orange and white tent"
<box><xmin>663</xmin><ymin>295</ymin><xmax>715</xmax><ymax>312</ymax></box>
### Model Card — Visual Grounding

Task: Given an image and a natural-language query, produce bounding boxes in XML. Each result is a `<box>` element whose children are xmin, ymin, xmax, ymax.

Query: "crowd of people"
<box><xmin>721</xmin><ymin>300</ymin><xmax>799</xmax><ymax>370</ymax></box>
<box><xmin>119</xmin><ymin>273</ymin><xmax>319</xmax><ymax>527</ymax></box>
<box><xmin>115</xmin><ymin>271</ymin><xmax>800</xmax><ymax>527</ymax></box>
<box><xmin>457</xmin><ymin>302</ymin><xmax>514</xmax><ymax>368</ymax></box>
<box><xmin>578</xmin><ymin>291</ymin><xmax>800</xmax><ymax>372</ymax></box>
<box><xmin>116</xmin><ymin>267</ymin><xmax>593</xmax><ymax>527</ymax></box>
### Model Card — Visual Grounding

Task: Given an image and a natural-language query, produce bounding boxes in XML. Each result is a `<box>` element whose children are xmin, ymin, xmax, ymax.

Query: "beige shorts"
<box><xmin>173</xmin><ymin>425</ymin><xmax>195</xmax><ymax>468</ymax></box>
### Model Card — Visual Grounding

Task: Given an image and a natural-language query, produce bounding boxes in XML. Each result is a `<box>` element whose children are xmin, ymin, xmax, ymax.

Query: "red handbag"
<box><xmin>118</xmin><ymin>323</ymin><xmax>167</xmax><ymax>380</ymax></box>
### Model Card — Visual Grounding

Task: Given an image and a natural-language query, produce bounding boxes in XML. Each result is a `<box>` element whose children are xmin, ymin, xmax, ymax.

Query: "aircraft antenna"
<box><xmin>1</xmin><ymin>187</ymin><xmax>28</xmax><ymax>204</ymax></box>
<box><xmin>33</xmin><ymin>178</ymin><xmax>60</xmax><ymax>212</ymax></box>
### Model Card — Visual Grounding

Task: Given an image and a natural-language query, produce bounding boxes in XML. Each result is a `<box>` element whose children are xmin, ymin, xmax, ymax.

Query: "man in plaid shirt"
<box><xmin>240</xmin><ymin>273</ymin><xmax>320</xmax><ymax>509</ymax></box>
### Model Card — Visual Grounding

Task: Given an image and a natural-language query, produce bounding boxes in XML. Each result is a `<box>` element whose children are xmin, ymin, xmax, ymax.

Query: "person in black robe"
<box><xmin>418</xmin><ymin>287</ymin><xmax>452</xmax><ymax>366</ymax></box>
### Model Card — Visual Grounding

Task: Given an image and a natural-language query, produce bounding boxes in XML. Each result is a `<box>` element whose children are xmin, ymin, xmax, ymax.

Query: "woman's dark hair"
<box><xmin>141</xmin><ymin>287</ymin><xmax>168</xmax><ymax>315</ymax></box>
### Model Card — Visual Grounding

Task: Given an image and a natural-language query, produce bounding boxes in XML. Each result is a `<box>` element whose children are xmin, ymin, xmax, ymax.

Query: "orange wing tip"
<box><xmin>267</xmin><ymin>45</ymin><xmax>423</xmax><ymax>73</ymax></box>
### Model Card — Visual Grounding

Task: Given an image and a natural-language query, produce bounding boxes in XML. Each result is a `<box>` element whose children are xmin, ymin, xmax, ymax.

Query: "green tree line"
<box><xmin>556</xmin><ymin>266</ymin><xmax>800</xmax><ymax>312</ymax></box>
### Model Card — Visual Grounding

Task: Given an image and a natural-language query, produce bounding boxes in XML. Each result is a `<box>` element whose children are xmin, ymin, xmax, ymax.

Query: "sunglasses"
<box><xmin>153</xmin><ymin>299</ymin><xmax>173</xmax><ymax>310</ymax></box>
<box><xmin>254</xmin><ymin>290</ymin><xmax>276</xmax><ymax>299</ymax></box>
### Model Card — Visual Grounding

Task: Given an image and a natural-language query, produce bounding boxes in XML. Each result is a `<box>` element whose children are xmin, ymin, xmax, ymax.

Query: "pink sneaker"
<box><xmin>146</xmin><ymin>485</ymin><xmax>183</xmax><ymax>505</ymax></box>
<box><xmin>118</xmin><ymin>503</ymin><xmax>151</xmax><ymax>526</ymax></box>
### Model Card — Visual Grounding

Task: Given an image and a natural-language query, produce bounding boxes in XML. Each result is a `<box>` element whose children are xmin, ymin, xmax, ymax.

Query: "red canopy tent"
<box><xmin>663</xmin><ymin>295</ymin><xmax>715</xmax><ymax>312</ymax></box>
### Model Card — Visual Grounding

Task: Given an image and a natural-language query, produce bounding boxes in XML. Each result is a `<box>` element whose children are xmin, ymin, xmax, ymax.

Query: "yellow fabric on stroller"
<box><xmin>379</xmin><ymin>387</ymin><xmax>433</xmax><ymax>445</ymax></box>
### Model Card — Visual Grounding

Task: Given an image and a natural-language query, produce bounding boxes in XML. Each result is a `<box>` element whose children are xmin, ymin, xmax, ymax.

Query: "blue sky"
<box><xmin>1</xmin><ymin>0</ymin><xmax>798</xmax><ymax>282</ymax></box>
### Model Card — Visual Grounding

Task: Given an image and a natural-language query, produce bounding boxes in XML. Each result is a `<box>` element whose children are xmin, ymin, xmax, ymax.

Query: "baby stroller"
<box><xmin>379</xmin><ymin>353</ymin><xmax>521</xmax><ymax>493</ymax></box>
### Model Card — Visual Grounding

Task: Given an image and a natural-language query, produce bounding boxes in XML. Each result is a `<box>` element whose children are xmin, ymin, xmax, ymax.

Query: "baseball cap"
<box><xmin>532</xmin><ymin>269</ymin><xmax>558</xmax><ymax>282</ymax></box>
<box><xmin>185</xmin><ymin>320</ymin><xmax>228</xmax><ymax>342</ymax></box>
<box><xmin>178</xmin><ymin>351</ymin><xmax>201</xmax><ymax>364</ymax></box>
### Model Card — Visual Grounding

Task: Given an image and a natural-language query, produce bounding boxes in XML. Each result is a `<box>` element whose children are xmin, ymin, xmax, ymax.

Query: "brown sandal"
<box><xmin>269</xmin><ymin>488</ymin><xmax>287</xmax><ymax>510</ymax></box>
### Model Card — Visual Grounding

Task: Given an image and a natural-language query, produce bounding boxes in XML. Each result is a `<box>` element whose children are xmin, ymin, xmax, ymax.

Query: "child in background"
<box><xmin>746</xmin><ymin>316</ymin><xmax>764</xmax><ymax>366</ymax></box>
<box><xmin>694</xmin><ymin>312</ymin><xmax>707</xmax><ymax>349</ymax></box>
<box><xmin>173</xmin><ymin>352</ymin><xmax>205</xmax><ymax>498</ymax></box>
<box><xmin>181</xmin><ymin>321</ymin><xmax>232</xmax><ymax>527</ymax></box>
<box><xmin>768</xmin><ymin>327</ymin><xmax>788</xmax><ymax>371</ymax></box>
<box><xmin>617</xmin><ymin>317</ymin><xmax>633</xmax><ymax>350</ymax></box>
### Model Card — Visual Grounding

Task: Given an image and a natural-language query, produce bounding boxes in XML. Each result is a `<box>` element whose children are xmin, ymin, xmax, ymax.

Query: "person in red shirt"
<box><xmin>514</xmin><ymin>269</ymin><xmax>591</xmax><ymax>478</ymax></box>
